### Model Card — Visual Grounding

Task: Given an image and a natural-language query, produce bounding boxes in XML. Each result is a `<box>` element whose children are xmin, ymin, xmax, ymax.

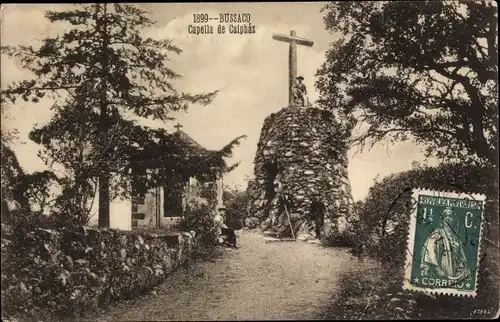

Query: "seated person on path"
<box><xmin>309</xmin><ymin>193</ymin><xmax>326</xmax><ymax>240</ymax></box>
<box><xmin>214</xmin><ymin>205</ymin><xmax>238</xmax><ymax>248</ymax></box>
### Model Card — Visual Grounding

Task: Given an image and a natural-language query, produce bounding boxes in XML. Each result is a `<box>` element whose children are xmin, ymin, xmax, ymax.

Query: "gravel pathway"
<box><xmin>95</xmin><ymin>230</ymin><xmax>358</xmax><ymax>321</ymax></box>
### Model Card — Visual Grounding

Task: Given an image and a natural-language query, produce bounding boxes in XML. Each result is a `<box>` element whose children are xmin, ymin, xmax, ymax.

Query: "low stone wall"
<box><xmin>1</xmin><ymin>224</ymin><xmax>197</xmax><ymax>320</ymax></box>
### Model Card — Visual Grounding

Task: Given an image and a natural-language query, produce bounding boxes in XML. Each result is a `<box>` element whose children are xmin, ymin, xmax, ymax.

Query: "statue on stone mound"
<box><xmin>272</xmin><ymin>30</ymin><xmax>314</xmax><ymax>108</ymax></box>
<box><xmin>292</xmin><ymin>76</ymin><xmax>309</xmax><ymax>107</ymax></box>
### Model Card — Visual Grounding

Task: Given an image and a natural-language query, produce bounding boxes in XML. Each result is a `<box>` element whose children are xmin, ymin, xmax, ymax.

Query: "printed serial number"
<box><xmin>472</xmin><ymin>309</ymin><xmax>492</xmax><ymax>315</ymax></box>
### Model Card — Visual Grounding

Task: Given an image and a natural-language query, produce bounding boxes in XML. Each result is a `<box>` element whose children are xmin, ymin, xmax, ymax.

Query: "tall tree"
<box><xmin>0</xmin><ymin>104</ymin><xmax>25</xmax><ymax>215</ymax></box>
<box><xmin>316</xmin><ymin>1</ymin><xmax>498</xmax><ymax>168</ymax></box>
<box><xmin>2</xmin><ymin>4</ymin><xmax>217</xmax><ymax>227</ymax></box>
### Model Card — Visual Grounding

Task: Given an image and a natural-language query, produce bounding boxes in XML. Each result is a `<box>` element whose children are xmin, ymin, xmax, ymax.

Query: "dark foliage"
<box><xmin>178</xmin><ymin>202</ymin><xmax>218</xmax><ymax>250</ymax></box>
<box><xmin>317</xmin><ymin>1</ymin><xmax>498</xmax><ymax>168</ymax></box>
<box><xmin>223</xmin><ymin>186</ymin><xmax>249</xmax><ymax>230</ymax></box>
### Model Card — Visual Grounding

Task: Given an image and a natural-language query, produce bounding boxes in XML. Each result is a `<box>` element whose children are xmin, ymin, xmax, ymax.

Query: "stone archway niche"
<box><xmin>247</xmin><ymin>106</ymin><xmax>354</xmax><ymax>240</ymax></box>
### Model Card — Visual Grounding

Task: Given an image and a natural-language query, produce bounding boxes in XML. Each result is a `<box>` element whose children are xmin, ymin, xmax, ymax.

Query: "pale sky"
<box><xmin>1</xmin><ymin>3</ymin><xmax>438</xmax><ymax>202</ymax></box>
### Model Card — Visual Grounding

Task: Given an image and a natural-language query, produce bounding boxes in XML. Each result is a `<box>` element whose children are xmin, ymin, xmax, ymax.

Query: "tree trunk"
<box><xmin>97</xmin><ymin>3</ymin><xmax>110</xmax><ymax>228</ymax></box>
<box><xmin>98</xmin><ymin>173</ymin><xmax>110</xmax><ymax>228</ymax></box>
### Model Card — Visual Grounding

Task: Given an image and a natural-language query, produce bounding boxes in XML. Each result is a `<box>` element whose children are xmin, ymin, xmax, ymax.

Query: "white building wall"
<box><xmin>110</xmin><ymin>196</ymin><xmax>132</xmax><ymax>231</ymax></box>
<box><xmin>88</xmin><ymin>174</ymin><xmax>223</xmax><ymax>231</ymax></box>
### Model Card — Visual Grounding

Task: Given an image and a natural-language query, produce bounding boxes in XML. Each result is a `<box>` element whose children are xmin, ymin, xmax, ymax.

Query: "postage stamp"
<box><xmin>403</xmin><ymin>189</ymin><xmax>486</xmax><ymax>297</ymax></box>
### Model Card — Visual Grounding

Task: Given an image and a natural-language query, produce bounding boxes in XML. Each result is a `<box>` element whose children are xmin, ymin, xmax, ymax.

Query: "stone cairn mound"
<box><xmin>246</xmin><ymin>105</ymin><xmax>354</xmax><ymax>240</ymax></box>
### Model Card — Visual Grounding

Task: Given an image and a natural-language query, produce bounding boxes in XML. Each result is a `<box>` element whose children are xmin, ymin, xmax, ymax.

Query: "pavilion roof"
<box><xmin>126</xmin><ymin>128</ymin><xmax>225</xmax><ymax>182</ymax></box>
<box><xmin>172</xmin><ymin>130</ymin><xmax>218</xmax><ymax>155</ymax></box>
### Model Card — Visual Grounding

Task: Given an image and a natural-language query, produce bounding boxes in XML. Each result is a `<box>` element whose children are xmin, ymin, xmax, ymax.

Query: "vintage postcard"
<box><xmin>1</xmin><ymin>2</ymin><xmax>498</xmax><ymax>321</ymax></box>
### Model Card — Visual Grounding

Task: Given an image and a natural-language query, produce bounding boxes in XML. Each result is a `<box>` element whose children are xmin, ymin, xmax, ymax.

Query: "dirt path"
<box><xmin>94</xmin><ymin>230</ymin><xmax>358</xmax><ymax>321</ymax></box>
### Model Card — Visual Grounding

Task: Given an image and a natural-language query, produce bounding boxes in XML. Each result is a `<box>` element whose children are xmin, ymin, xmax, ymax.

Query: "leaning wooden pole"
<box><xmin>284</xmin><ymin>204</ymin><xmax>296</xmax><ymax>240</ymax></box>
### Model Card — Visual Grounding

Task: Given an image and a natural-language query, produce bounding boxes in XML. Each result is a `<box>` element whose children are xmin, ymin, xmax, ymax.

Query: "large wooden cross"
<box><xmin>272</xmin><ymin>30</ymin><xmax>314</xmax><ymax>104</ymax></box>
<box><xmin>174</xmin><ymin>123</ymin><xmax>183</xmax><ymax>132</ymax></box>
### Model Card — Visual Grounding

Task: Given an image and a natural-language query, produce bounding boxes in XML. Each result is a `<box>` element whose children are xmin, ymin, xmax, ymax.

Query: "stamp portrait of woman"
<box><xmin>420</xmin><ymin>206</ymin><xmax>471</xmax><ymax>280</ymax></box>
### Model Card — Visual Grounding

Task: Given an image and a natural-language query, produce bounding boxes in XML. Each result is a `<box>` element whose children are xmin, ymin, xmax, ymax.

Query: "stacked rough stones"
<box><xmin>246</xmin><ymin>105</ymin><xmax>354</xmax><ymax>240</ymax></box>
<box><xmin>0</xmin><ymin>224</ymin><xmax>197</xmax><ymax>318</ymax></box>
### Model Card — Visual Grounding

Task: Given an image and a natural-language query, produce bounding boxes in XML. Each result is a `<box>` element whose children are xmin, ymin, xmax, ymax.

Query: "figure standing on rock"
<box><xmin>292</xmin><ymin>76</ymin><xmax>309</xmax><ymax>107</ymax></box>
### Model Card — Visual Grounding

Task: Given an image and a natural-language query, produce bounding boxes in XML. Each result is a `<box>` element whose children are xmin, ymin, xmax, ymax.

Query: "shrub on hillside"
<box><xmin>223</xmin><ymin>187</ymin><xmax>249</xmax><ymax>230</ymax></box>
<box><xmin>350</xmin><ymin>163</ymin><xmax>499</xmax><ymax>318</ymax></box>
<box><xmin>352</xmin><ymin>163</ymin><xmax>498</xmax><ymax>262</ymax></box>
<box><xmin>178</xmin><ymin>201</ymin><xmax>217</xmax><ymax>249</ymax></box>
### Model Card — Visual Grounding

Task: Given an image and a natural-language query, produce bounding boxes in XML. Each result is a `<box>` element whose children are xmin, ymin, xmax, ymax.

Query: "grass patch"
<box><xmin>318</xmin><ymin>260</ymin><xmax>415</xmax><ymax>320</ymax></box>
<box><xmin>319</xmin><ymin>256</ymin><xmax>498</xmax><ymax>320</ymax></box>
